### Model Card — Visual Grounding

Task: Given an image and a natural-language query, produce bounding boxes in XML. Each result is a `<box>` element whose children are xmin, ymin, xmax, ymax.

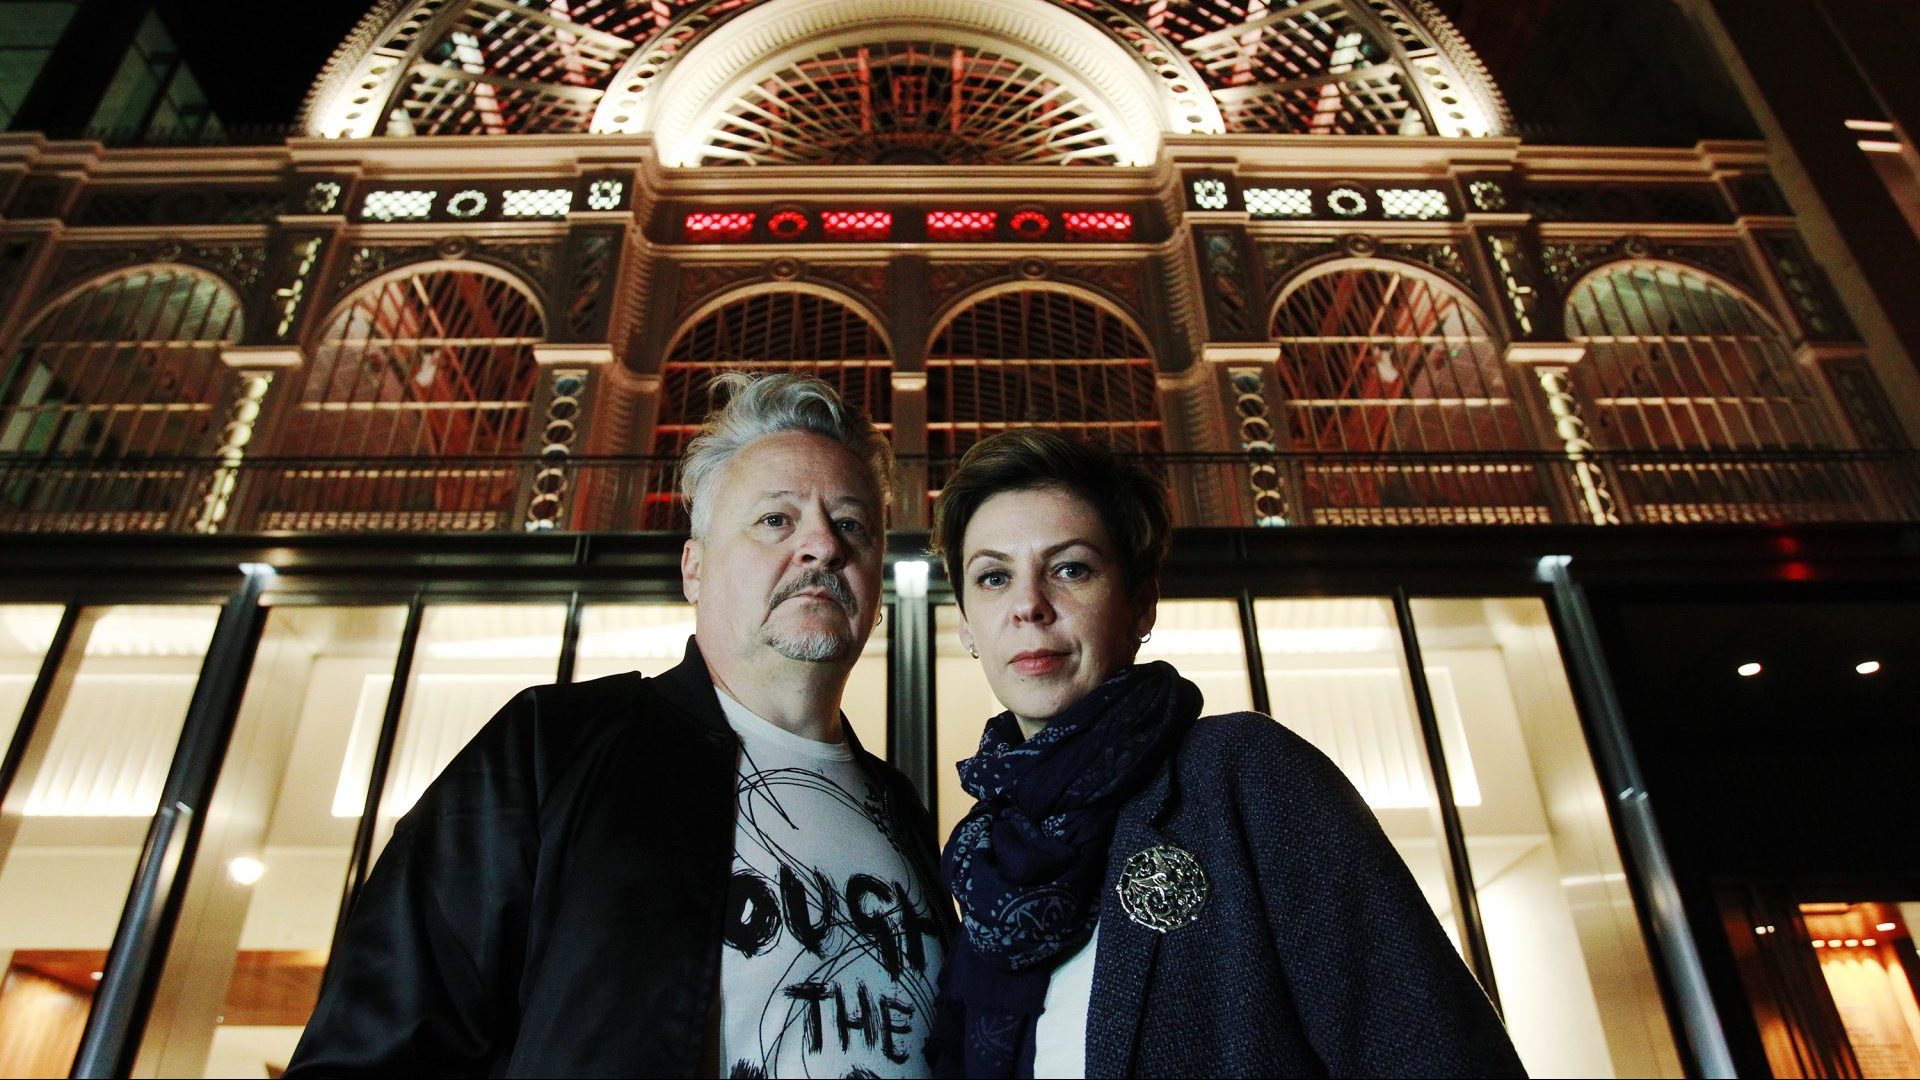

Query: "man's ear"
<box><xmin>681</xmin><ymin>538</ymin><xmax>703</xmax><ymax>604</ymax></box>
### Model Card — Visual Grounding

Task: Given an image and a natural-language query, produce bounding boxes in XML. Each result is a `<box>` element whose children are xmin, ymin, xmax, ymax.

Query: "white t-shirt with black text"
<box><xmin>716</xmin><ymin>689</ymin><xmax>945</xmax><ymax>1079</ymax></box>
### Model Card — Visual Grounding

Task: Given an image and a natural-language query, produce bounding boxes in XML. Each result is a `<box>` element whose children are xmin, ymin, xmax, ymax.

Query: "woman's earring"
<box><xmin>1138</xmin><ymin>632</ymin><xmax>1152</xmax><ymax>644</ymax></box>
<box><xmin>876</xmin><ymin>609</ymin><xmax>885</xmax><ymax>625</ymax></box>
<box><xmin>967</xmin><ymin>644</ymin><xmax>979</xmax><ymax>659</ymax></box>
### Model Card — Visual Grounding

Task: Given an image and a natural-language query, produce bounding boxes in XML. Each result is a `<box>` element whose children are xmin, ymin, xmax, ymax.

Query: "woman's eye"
<box><xmin>835</xmin><ymin>517</ymin><xmax>867</xmax><ymax>534</ymax></box>
<box><xmin>760</xmin><ymin>512</ymin><xmax>790</xmax><ymax>528</ymax></box>
<box><xmin>975</xmin><ymin>569</ymin><xmax>1010</xmax><ymax>589</ymax></box>
<box><xmin>1054</xmin><ymin>561</ymin><xmax>1091</xmax><ymax>580</ymax></box>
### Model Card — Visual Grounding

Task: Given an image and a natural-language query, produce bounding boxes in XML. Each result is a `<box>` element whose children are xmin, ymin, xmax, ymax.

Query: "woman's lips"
<box><xmin>1010</xmin><ymin>651</ymin><xmax>1068</xmax><ymax>676</ymax></box>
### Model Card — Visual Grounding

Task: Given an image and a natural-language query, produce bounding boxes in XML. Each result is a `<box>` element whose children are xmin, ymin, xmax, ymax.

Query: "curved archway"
<box><xmin>301</xmin><ymin>0</ymin><xmax>1503</xmax><ymax>145</ymax></box>
<box><xmin>2</xmin><ymin>264</ymin><xmax>245</xmax><ymax>460</ymax></box>
<box><xmin>1563</xmin><ymin>261</ymin><xmax>1830</xmax><ymax>452</ymax></box>
<box><xmin>1267</xmin><ymin>260</ymin><xmax>1549</xmax><ymax>523</ymax></box>
<box><xmin>261</xmin><ymin>265</ymin><xmax>546</xmax><ymax>530</ymax></box>
<box><xmin>927</xmin><ymin>284</ymin><xmax>1162</xmax><ymax>491</ymax></box>
<box><xmin>1269</xmin><ymin>260</ymin><xmax>1518</xmax><ymax>454</ymax></box>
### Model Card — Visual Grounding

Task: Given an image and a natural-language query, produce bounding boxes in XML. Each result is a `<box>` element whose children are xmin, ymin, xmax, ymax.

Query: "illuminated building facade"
<box><xmin>0</xmin><ymin>0</ymin><xmax>1915</xmax><ymax>1076</ymax></box>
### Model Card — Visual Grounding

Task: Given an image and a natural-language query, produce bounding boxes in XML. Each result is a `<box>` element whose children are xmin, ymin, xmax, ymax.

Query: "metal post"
<box><xmin>888</xmin><ymin>559</ymin><xmax>934</xmax><ymax>807</ymax></box>
<box><xmin>556</xmin><ymin>590</ymin><xmax>583</xmax><ymax>685</ymax></box>
<box><xmin>1392</xmin><ymin>588</ymin><xmax>1501</xmax><ymax>1013</ymax></box>
<box><xmin>1538</xmin><ymin>555</ymin><xmax>1736</xmax><ymax>1078</ymax></box>
<box><xmin>1235</xmin><ymin>590</ymin><xmax>1272</xmax><ymax>716</ymax></box>
<box><xmin>0</xmin><ymin>604</ymin><xmax>84</xmax><ymax>864</ymax></box>
<box><xmin>72</xmin><ymin>564</ymin><xmax>274</xmax><ymax>1078</ymax></box>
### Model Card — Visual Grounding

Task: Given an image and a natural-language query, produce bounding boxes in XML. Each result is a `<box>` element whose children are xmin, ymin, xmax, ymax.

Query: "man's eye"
<box><xmin>975</xmin><ymin>569</ymin><xmax>1010</xmax><ymax>589</ymax></box>
<box><xmin>760</xmin><ymin>513</ymin><xmax>790</xmax><ymax>528</ymax></box>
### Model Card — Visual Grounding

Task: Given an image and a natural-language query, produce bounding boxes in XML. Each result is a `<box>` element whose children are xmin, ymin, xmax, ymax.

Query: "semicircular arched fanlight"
<box><xmin>699</xmin><ymin>41</ymin><xmax>1124</xmax><ymax>166</ymax></box>
<box><xmin>303</xmin><ymin>0</ymin><xmax>1504</xmax><ymax>144</ymax></box>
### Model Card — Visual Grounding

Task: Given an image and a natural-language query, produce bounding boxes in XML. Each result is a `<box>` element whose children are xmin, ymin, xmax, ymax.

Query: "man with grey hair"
<box><xmin>290</xmin><ymin>373</ymin><xmax>952</xmax><ymax>1079</ymax></box>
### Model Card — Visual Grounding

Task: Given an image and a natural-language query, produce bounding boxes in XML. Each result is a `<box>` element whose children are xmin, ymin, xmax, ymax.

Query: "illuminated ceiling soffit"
<box><xmin>302</xmin><ymin>0</ymin><xmax>1504</xmax><ymax>147</ymax></box>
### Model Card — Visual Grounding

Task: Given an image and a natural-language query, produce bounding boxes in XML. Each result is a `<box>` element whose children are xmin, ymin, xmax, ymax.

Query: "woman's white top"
<box><xmin>1032</xmin><ymin>922</ymin><xmax>1099</xmax><ymax>1079</ymax></box>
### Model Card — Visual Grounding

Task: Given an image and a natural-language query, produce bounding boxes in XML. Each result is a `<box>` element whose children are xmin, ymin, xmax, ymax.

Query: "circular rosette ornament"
<box><xmin>1116</xmin><ymin>844</ymin><xmax>1208</xmax><ymax>933</ymax></box>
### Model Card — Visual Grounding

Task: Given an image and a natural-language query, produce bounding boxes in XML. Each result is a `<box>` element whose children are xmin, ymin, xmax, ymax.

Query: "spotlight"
<box><xmin>1737</xmin><ymin>662</ymin><xmax>1762</xmax><ymax>677</ymax></box>
<box><xmin>1855</xmin><ymin>660</ymin><xmax>1881</xmax><ymax>675</ymax></box>
<box><xmin>228</xmin><ymin>856</ymin><xmax>266</xmax><ymax>886</ymax></box>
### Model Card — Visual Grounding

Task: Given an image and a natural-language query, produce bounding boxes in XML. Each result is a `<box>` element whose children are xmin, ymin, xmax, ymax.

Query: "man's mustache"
<box><xmin>769</xmin><ymin>570</ymin><xmax>855</xmax><ymax>613</ymax></box>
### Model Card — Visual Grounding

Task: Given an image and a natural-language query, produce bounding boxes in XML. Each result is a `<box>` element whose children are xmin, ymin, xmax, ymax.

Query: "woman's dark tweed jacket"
<box><xmin>1080</xmin><ymin>711</ymin><xmax>1527</xmax><ymax>1078</ymax></box>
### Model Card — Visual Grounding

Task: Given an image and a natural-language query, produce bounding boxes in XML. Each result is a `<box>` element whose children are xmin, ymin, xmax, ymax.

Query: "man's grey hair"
<box><xmin>679</xmin><ymin>371</ymin><xmax>894</xmax><ymax>537</ymax></box>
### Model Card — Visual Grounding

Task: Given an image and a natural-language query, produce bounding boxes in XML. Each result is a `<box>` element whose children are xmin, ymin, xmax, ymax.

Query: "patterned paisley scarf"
<box><xmin>933</xmin><ymin>661</ymin><xmax>1202</xmax><ymax>1078</ymax></box>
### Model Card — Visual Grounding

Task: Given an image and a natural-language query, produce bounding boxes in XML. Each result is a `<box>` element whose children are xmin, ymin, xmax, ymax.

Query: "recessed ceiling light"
<box><xmin>1855</xmin><ymin>660</ymin><xmax>1881</xmax><ymax>675</ymax></box>
<box><xmin>227</xmin><ymin>856</ymin><xmax>265</xmax><ymax>886</ymax></box>
<box><xmin>1737</xmin><ymin>662</ymin><xmax>1762</xmax><ymax>677</ymax></box>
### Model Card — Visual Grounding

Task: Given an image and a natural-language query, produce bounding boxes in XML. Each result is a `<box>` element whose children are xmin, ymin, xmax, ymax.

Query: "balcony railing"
<box><xmin>0</xmin><ymin>450</ymin><xmax>1916</xmax><ymax>535</ymax></box>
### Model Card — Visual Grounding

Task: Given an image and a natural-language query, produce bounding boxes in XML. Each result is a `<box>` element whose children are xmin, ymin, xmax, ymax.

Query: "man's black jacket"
<box><xmin>285</xmin><ymin>639</ymin><xmax>953</xmax><ymax>1078</ymax></box>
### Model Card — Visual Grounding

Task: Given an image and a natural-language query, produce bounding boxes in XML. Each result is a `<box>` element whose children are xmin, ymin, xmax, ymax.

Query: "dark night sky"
<box><xmin>154</xmin><ymin>0</ymin><xmax>1759</xmax><ymax>145</ymax></box>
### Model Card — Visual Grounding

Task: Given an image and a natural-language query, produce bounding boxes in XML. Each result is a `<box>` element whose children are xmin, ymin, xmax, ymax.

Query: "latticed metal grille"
<box><xmin>315</xmin><ymin>0</ymin><xmax>1499</xmax><ymax>147</ymax></box>
<box><xmin>648</xmin><ymin>290</ymin><xmax>894</xmax><ymax>525</ymax></box>
<box><xmin>1566</xmin><ymin>264</ymin><xmax>1830</xmax><ymax>452</ymax></box>
<box><xmin>1565</xmin><ymin>263</ymin><xmax>1850</xmax><ymax>523</ymax></box>
<box><xmin>698</xmin><ymin>42</ymin><xmax>1122</xmax><ymax>166</ymax></box>
<box><xmin>1270</xmin><ymin>266</ymin><xmax>1519</xmax><ymax>453</ymax></box>
<box><xmin>1269</xmin><ymin>265</ymin><xmax>1544</xmax><ymax>522</ymax></box>
<box><xmin>261</xmin><ymin>269</ymin><xmax>544</xmax><ymax>530</ymax></box>
<box><xmin>0</xmin><ymin>267</ymin><xmax>241</xmax><ymax>461</ymax></box>
<box><xmin>928</xmin><ymin>288</ymin><xmax>1163</xmax><ymax>493</ymax></box>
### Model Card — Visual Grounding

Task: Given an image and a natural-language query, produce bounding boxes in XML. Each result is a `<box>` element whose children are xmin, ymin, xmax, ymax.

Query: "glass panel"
<box><xmin>0</xmin><ymin>606</ymin><xmax>63</xmax><ymax>753</ymax></box>
<box><xmin>0</xmin><ymin>605</ymin><xmax>219</xmax><ymax>1078</ymax></box>
<box><xmin>930</xmin><ymin>600</ymin><xmax>1250</xmax><ymax>844</ymax></box>
<box><xmin>363</xmin><ymin>604</ymin><xmax>566</xmax><ymax>863</ymax></box>
<box><xmin>1137</xmin><ymin>600</ymin><xmax>1254</xmax><ymax>716</ymax></box>
<box><xmin>1250</xmin><ymin>597</ymin><xmax>1460</xmax><ymax>948</ymax></box>
<box><xmin>573</xmin><ymin>603</ymin><xmax>888</xmax><ymax>757</ymax></box>
<box><xmin>933</xmin><ymin>604</ymin><xmax>991</xmax><ymax>843</ymax></box>
<box><xmin>1802</xmin><ymin>901</ymin><xmax>1920</xmax><ymax>1079</ymax></box>
<box><xmin>1408</xmin><ymin>597</ymin><xmax>1683</xmax><ymax>1078</ymax></box>
<box><xmin>131</xmin><ymin>607</ymin><xmax>408</xmax><ymax>1079</ymax></box>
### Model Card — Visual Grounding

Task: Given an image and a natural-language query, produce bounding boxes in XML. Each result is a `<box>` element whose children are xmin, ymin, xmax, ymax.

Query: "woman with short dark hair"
<box><xmin>928</xmin><ymin>430</ymin><xmax>1525</xmax><ymax>1079</ymax></box>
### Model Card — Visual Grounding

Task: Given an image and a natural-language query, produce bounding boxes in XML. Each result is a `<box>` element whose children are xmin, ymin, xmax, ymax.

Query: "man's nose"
<box><xmin>794</xmin><ymin>515</ymin><xmax>847</xmax><ymax>568</ymax></box>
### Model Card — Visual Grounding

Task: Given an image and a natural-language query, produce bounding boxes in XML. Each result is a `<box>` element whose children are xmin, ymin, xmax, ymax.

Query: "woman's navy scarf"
<box><xmin>933</xmin><ymin>661</ymin><xmax>1202</xmax><ymax>1078</ymax></box>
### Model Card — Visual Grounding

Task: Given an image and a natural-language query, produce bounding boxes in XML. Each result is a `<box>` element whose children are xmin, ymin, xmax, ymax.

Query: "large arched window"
<box><xmin>1563</xmin><ymin>261</ymin><xmax>1844</xmax><ymax>522</ymax></box>
<box><xmin>647</xmin><ymin>287</ymin><xmax>893</xmax><ymax>527</ymax></box>
<box><xmin>927</xmin><ymin>286</ymin><xmax>1162</xmax><ymax>494</ymax></box>
<box><xmin>0</xmin><ymin>265</ymin><xmax>242</xmax><ymax>527</ymax></box>
<box><xmin>263</xmin><ymin>266</ymin><xmax>545</xmax><ymax>530</ymax></box>
<box><xmin>1268</xmin><ymin>263</ymin><xmax>1543</xmax><ymax>523</ymax></box>
<box><xmin>1564</xmin><ymin>262</ymin><xmax>1831</xmax><ymax>452</ymax></box>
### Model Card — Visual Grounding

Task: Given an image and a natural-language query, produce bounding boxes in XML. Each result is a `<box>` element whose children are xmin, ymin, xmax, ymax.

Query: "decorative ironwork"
<box><xmin>1540</xmin><ymin>242</ymin><xmax>1616</xmax><ymax>293</ymax></box>
<box><xmin>303</xmin><ymin>0</ymin><xmax>1504</xmax><ymax>151</ymax></box>
<box><xmin>193</xmin><ymin>371</ymin><xmax>275</xmax><ymax>533</ymax></box>
<box><xmin>1227</xmin><ymin>365</ymin><xmax>1290</xmax><ymax>525</ymax></box>
<box><xmin>1820</xmin><ymin>356</ymin><xmax>1910</xmax><ymax>451</ymax></box>
<box><xmin>1383</xmin><ymin>241</ymin><xmax>1470</xmax><ymax>287</ymax></box>
<box><xmin>261</xmin><ymin>268</ymin><xmax>546</xmax><ymax>530</ymax></box>
<box><xmin>1521</xmin><ymin>184</ymin><xmax>1733</xmax><ymax>224</ymax></box>
<box><xmin>564</xmin><ymin>233</ymin><xmax>619</xmax><ymax>339</ymax></box>
<box><xmin>339</xmin><ymin>244</ymin><xmax>438</xmax><ymax>294</ymax></box>
<box><xmin>1196</xmin><ymin>227</ymin><xmax>1256</xmax><ymax>340</ymax></box>
<box><xmin>273</xmin><ymin>237</ymin><xmax>328</xmax><ymax>341</ymax></box>
<box><xmin>526</xmin><ymin>369</ymin><xmax>588</xmax><ymax>530</ymax></box>
<box><xmin>0</xmin><ymin>263</ymin><xmax>245</xmax><ymax>486</ymax></box>
<box><xmin>1257</xmin><ymin>238</ymin><xmax>1340</xmax><ymax>291</ymax></box>
<box><xmin>1533</xmin><ymin>366</ymin><xmax>1619</xmax><ymax>525</ymax></box>
<box><xmin>1565</xmin><ymin>262</ymin><xmax>1834</xmax><ymax>460</ymax></box>
<box><xmin>478</xmin><ymin>239</ymin><xmax>563</xmax><ymax>291</ymax></box>
<box><xmin>1756</xmin><ymin>232</ymin><xmax>1853</xmax><ymax>340</ymax></box>
<box><xmin>698</xmin><ymin>41</ymin><xmax>1125</xmax><ymax>166</ymax></box>
<box><xmin>70</xmin><ymin>186</ymin><xmax>285</xmax><ymax>227</ymax></box>
<box><xmin>1482</xmin><ymin>233</ymin><xmax>1537</xmax><ymax>336</ymax></box>
<box><xmin>928</xmin><ymin>287</ymin><xmax>1162</xmax><ymax>495</ymax></box>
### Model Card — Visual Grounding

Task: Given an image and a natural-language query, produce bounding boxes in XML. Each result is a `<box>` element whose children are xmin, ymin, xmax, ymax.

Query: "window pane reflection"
<box><xmin>133</xmin><ymin>606</ymin><xmax>408</xmax><ymax>1079</ymax></box>
<box><xmin>574</xmin><ymin>604</ymin><xmax>888</xmax><ymax>757</ymax></box>
<box><xmin>365</xmin><ymin>604</ymin><xmax>566</xmax><ymax>863</ymax></box>
<box><xmin>0</xmin><ymin>605</ymin><xmax>219</xmax><ymax>1078</ymax></box>
<box><xmin>1409</xmin><ymin>598</ymin><xmax>1682</xmax><ymax>1079</ymax></box>
<box><xmin>1251</xmin><ymin>598</ymin><xmax>1460</xmax><ymax>951</ymax></box>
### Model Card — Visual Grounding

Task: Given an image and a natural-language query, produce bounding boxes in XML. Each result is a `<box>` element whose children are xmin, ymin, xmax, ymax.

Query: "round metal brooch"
<box><xmin>1116</xmin><ymin>844</ymin><xmax>1208</xmax><ymax>933</ymax></box>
